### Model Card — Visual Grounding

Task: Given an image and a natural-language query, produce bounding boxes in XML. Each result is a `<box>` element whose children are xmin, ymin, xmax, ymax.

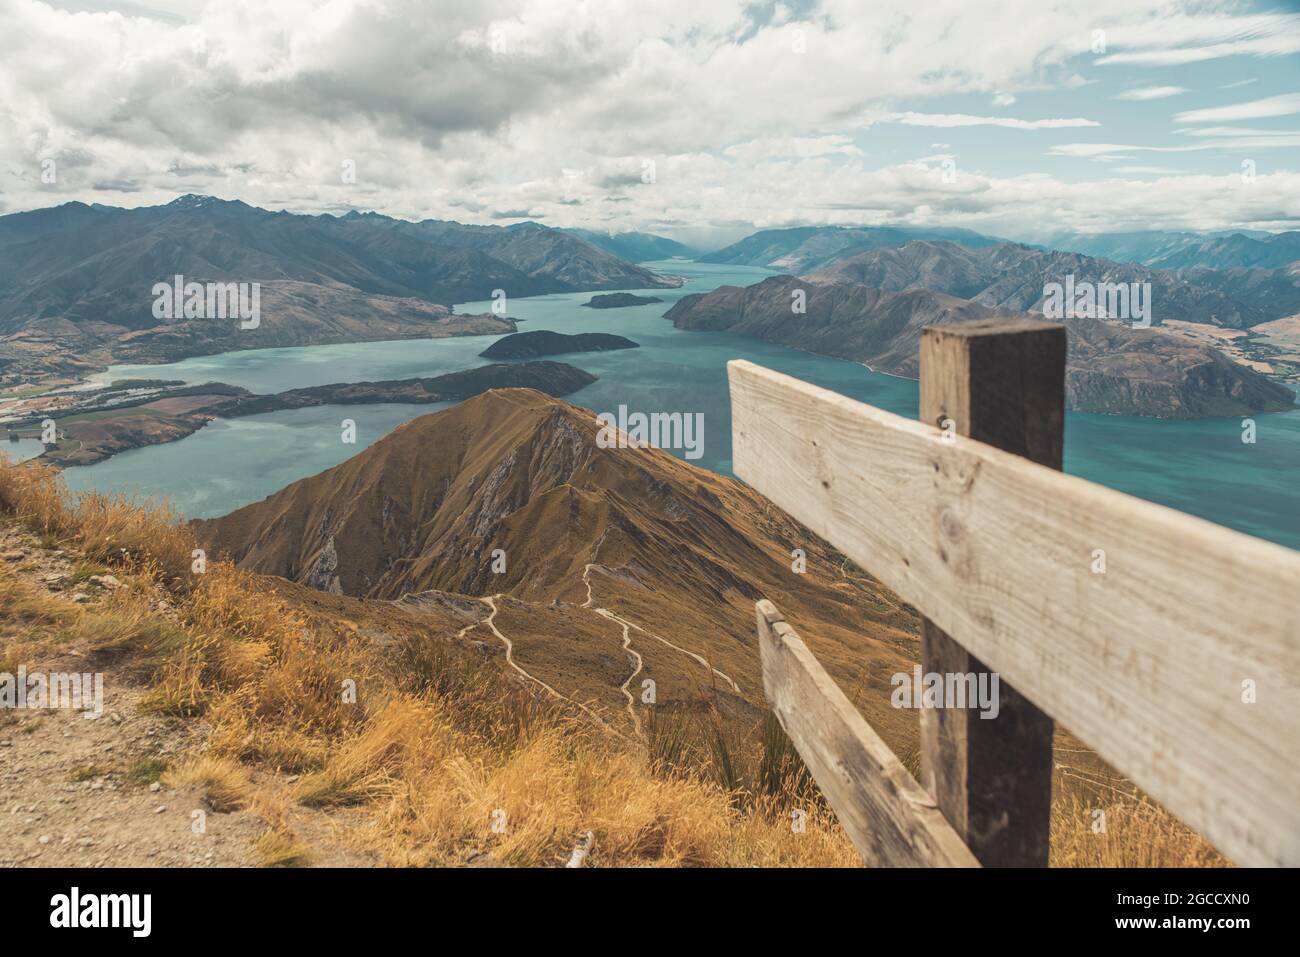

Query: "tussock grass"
<box><xmin>253</xmin><ymin>830</ymin><xmax>312</xmax><ymax>867</ymax></box>
<box><xmin>0</xmin><ymin>458</ymin><xmax>192</xmax><ymax>584</ymax></box>
<box><xmin>0</xmin><ymin>457</ymin><xmax>1225</xmax><ymax>867</ymax></box>
<box><xmin>161</xmin><ymin>756</ymin><xmax>251</xmax><ymax>812</ymax></box>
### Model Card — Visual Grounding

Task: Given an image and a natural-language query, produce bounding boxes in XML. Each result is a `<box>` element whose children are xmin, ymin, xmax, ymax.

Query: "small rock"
<box><xmin>89</xmin><ymin>574</ymin><xmax>122</xmax><ymax>589</ymax></box>
<box><xmin>71</xmin><ymin>592</ymin><xmax>90</xmax><ymax>603</ymax></box>
<box><xmin>149</xmin><ymin>782</ymin><xmax>161</xmax><ymax>793</ymax></box>
<box><xmin>38</xmin><ymin>835</ymin><xmax>50</xmax><ymax>845</ymax></box>
<box><xmin>1</xmin><ymin>550</ymin><xmax>25</xmax><ymax>561</ymax></box>
<box><xmin>154</xmin><ymin>806</ymin><xmax>166</xmax><ymax>814</ymax></box>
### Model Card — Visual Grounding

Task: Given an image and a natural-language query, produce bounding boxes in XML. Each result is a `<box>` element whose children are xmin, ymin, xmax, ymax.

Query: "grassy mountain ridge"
<box><xmin>193</xmin><ymin>387</ymin><xmax>921</xmax><ymax>736</ymax></box>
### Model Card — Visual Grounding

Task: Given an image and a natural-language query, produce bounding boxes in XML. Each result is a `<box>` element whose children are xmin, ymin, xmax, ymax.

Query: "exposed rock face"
<box><xmin>479</xmin><ymin>330</ymin><xmax>638</xmax><ymax>359</ymax></box>
<box><xmin>665</xmin><ymin>275</ymin><xmax>1296</xmax><ymax>418</ymax></box>
<box><xmin>306</xmin><ymin>535</ymin><xmax>343</xmax><ymax>594</ymax></box>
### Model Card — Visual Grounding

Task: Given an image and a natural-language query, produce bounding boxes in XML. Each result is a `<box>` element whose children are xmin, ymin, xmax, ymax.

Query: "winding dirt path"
<box><xmin>459</xmin><ymin>595</ymin><xmax>625</xmax><ymax>739</ymax></box>
<box><xmin>581</xmin><ymin>563</ymin><xmax>741</xmax><ymax>695</ymax></box>
<box><xmin>593</xmin><ymin>607</ymin><xmax>644</xmax><ymax>739</ymax></box>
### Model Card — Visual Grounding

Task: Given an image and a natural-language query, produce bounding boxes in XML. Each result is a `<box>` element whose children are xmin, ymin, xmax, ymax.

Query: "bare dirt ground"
<box><xmin>0</xmin><ymin>524</ymin><xmax>373</xmax><ymax>867</ymax></box>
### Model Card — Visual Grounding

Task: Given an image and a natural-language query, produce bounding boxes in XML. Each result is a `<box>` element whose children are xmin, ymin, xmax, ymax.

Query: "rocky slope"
<box><xmin>664</xmin><ymin>275</ymin><xmax>1296</xmax><ymax>417</ymax></box>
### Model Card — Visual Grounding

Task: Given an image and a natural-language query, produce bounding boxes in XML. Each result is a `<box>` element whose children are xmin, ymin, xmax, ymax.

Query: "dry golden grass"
<box><xmin>0</xmin><ymin>456</ymin><xmax>1225</xmax><ymax>867</ymax></box>
<box><xmin>1051</xmin><ymin>794</ymin><xmax>1225</xmax><ymax>867</ymax></box>
<box><xmin>253</xmin><ymin>829</ymin><xmax>312</xmax><ymax>867</ymax></box>
<box><xmin>161</xmin><ymin>755</ymin><xmax>252</xmax><ymax>813</ymax></box>
<box><xmin>0</xmin><ymin>458</ymin><xmax>192</xmax><ymax>583</ymax></box>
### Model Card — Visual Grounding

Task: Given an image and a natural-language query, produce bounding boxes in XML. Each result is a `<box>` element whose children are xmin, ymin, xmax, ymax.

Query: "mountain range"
<box><xmin>665</xmin><ymin>275</ymin><xmax>1296</xmax><ymax>418</ymax></box>
<box><xmin>560</xmin><ymin>228</ymin><xmax>698</xmax><ymax>262</ymax></box>
<box><xmin>698</xmin><ymin>225</ymin><xmax>1005</xmax><ymax>273</ymax></box>
<box><xmin>1050</xmin><ymin>229</ymin><xmax>1300</xmax><ymax>271</ymax></box>
<box><xmin>809</xmin><ymin>240</ymin><xmax>1300</xmax><ymax>328</ymax></box>
<box><xmin>700</xmin><ymin>224</ymin><xmax>1300</xmax><ymax>275</ymax></box>
<box><xmin>0</xmin><ymin>196</ymin><xmax>680</xmax><ymax>383</ymax></box>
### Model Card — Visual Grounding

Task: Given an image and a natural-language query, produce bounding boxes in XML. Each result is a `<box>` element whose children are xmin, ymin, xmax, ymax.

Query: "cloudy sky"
<box><xmin>1</xmin><ymin>0</ymin><xmax>1298</xmax><ymax>246</ymax></box>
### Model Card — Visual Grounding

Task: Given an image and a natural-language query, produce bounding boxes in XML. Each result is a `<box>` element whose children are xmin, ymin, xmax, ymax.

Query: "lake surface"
<box><xmin>65</xmin><ymin>260</ymin><xmax>1300</xmax><ymax>551</ymax></box>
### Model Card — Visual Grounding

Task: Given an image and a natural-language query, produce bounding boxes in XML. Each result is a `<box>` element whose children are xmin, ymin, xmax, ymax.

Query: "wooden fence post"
<box><xmin>917</xmin><ymin>318</ymin><xmax>1065</xmax><ymax>867</ymax></box>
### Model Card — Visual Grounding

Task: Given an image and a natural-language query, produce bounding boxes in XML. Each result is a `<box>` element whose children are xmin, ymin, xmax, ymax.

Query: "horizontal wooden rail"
<box><xmin>729</xmin><ymin>358</ymin><xmax>1300</xmax><ymax>867</ymax></box>
<box><xmin>756</xmin><ymin>600</ymin><xmax>979</xmax><ymax>867</ymax></box>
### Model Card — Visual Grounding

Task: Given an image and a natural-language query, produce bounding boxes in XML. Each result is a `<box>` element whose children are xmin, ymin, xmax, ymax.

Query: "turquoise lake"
<box><xmin>64</xmin><ymin>260</ymin><xmax>1300</xmax><ymax>551</ymax></box>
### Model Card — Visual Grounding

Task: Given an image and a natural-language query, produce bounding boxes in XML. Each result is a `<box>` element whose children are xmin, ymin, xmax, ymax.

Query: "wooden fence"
<box><xmin>728</xmin><ymin>318</ymin><xmax>1300</xmax><ymax>868</ymax></box>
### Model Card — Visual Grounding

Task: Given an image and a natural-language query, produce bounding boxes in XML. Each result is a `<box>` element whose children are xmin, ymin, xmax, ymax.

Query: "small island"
<box><xmin>479</xmin><ymin>330</ymin><xmax>639</xmax><ymax>359</ymax></box>
<box><xmin>581</xmin><ymin>293</ymin><xmax>664</xmax><ymax>309</ymax></box>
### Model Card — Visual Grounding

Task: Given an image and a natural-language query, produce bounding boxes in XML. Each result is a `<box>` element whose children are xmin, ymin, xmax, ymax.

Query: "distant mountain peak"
<box><xmin>165</xmin><ymin>194</ymin><xmax>251</xmax><ymax>212</ymax></box>
<box><xmin>168</xmin><ymin>193</ymin><xmax>219</xmax><ymax>207</ymax></box>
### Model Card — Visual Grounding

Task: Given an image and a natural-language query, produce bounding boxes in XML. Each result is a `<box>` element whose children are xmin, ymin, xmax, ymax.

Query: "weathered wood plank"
<box><xmin>729</xmin><ymin>358</ymin><xmax>1300</xmax><ymax>867</ymax></box>
<box><xmin>756</xmin><ymin>600</ymin><xmax>980</xmax><ymax>868</ymax></box>
<box><xmin>918</xmin><ymin>320</ymin><xmax>1060</xmax><ymax>867</ymax></box>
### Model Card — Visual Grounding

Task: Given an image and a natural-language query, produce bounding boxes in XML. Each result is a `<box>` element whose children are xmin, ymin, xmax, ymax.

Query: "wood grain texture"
<box><xmin>756</xmin><ymin>600</ymin><xmax>980</xmax><ymax>868</ymax></box>
<box><xmin>918</xmin><ymin>321</ymin><xmax>1059</xmax><ymax>867</ymax></box>
<box><xmin>729</xmin><ymin>358</ymin><xmax>1300</xmax><ymax>867</ymax></box>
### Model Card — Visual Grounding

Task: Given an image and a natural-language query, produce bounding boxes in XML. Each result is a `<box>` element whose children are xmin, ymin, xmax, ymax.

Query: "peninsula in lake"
<box><xmin>31</xmin><ymin>361</ymin><xmax>596</xmax><ymax>468</ymax></box>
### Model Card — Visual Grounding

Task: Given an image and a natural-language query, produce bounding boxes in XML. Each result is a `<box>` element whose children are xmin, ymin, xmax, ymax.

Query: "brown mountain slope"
<box><xmin>664</xmin><ymin>276</ymin><xmax>1296</xmax><ymax>418</ymax></box>
<box><xmin>194</xmin><ymin>388</ymin><xmax>921</xmax><ymax>738</ymax></box>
